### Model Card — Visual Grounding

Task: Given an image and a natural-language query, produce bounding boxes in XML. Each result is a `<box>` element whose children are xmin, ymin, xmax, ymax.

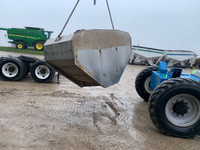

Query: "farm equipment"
<box><xmin>136</xmin><ymin>61</ymin><xmax>200</xmax><ymax>138</ymax></box>
<box><xmin>0</xmin><ymin>27</ymin><xmax>53</xmax><ymax>50</ymax></box>
<box><xmin>0</xmin><ymin>0</ymin><xmax>195</xmax><ymax>139</ymax></box>
<box><xmin>43</xmin><ymin>0</ymin><xmax>132</xmax><ymax>88</ymax></box>
<box><xmin>0</xmin><ymin>55</ymin><xmax>55</xmax><ymax>83</ymax></box>
<box><xmin>42</xmin><ymin>0</ymin><xmax>200</xmax><ymax>138</ymax></box>
<box><xmin>44</xmin><ymin>29</ymin><xmax>132</xmax><ymax>88</ymax></box>
<box><xmin>130</xmin><ymin>45</ymin><xmax>197</xmax><ymax>67</ymax></box>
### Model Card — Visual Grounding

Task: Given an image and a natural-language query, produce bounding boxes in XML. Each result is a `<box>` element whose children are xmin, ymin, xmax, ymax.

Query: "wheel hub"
<box><xmin>40</xmin><ymin>69</ymin><xmax>46</xmax><ymax>74</ymax></box>
<box><xmin>173</xmin><ymin>101</ymin><xmax>189</xmax><ymax>116</ymax></box>
<box><xmin>35</xmin><ymin>65</ymin><xmax>50</xmax><ymax>79</ymax></box>
<box><xmin>18</xmin><ymin>44</ymin><xmax>23</xmax><ymax>49</ymax></box>
<box><xmin>8</xmin><ymin>67</ymin><xmax>15</xmax><ymax>72</ymax></box>
<box><xmin>36</xmin><ymin>43</ymin><xmax>43</xmax><ymax>50</ymax></box>
<box><xmin>165</xmin><ymin>94</ymin><xmax>200</xmax><ymax>127</ymax></box>
<box><xmin>144</xmin><ymin>76</ymin><xmax>152</xmax><ymax>94</ymax></box>
<box><xmin>2</xmin><ymin>62</ymin><xmax>19</xmax><ymax>78</ymax></box>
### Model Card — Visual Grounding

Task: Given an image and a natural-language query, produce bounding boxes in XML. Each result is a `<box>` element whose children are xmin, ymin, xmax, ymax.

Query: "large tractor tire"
<box><xmin>34</xmin><ymin>41</ymin><xmax>44</xmax><ymax>51</ymax></box>
<box><xmin>0</xmin><ymin>57</ymin><xmax>27</xmax><ymax>81</ymax></box>
<box><xmin>135</xmin><ymin>66</ymin><xmax>158</xmax><ymax>102</ymax></box>
<box><xmin>30</xmin><ymin>61</ymin><xmax>55</xmax><ymax>83</ymax></box>
<box><xmin>16</xmin><ymin>41</ymin><xmax>26</xmax><ymax>49</ymax></box>
<box><xmin>149</xmin><ymin>78</ymin><xmax>200</xmax><ymax>138</ymax></box>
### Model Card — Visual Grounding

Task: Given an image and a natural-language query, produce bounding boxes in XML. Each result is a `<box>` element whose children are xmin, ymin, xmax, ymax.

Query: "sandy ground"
<box><xmin>0</xmin><ymin>52</ymin><xmax>200</xmax><ymax>150</ymax></box>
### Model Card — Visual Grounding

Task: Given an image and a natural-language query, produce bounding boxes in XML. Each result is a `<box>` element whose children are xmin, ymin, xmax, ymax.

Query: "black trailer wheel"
<box><xmin>0</xmin><ymin>57</ymin><xmax>27</xmax><ymax>81</ymax></box>
<box><xmin>34</xmin><ymin>41</ymin><xmax>44</xmax><ymax>51</ymax></box>
<box><xmin>135</xmin><ymin>66</ymin><xmax>158</xmax><ymax>102</ymax></box>
<box><xmin>16</xmin><ymin>41</ymin><xmax>25</xmax><ymax>49</ymax></box>
<box><xmin>149</xmin><ymin>78</ymin><xmax>200</xmax><ymax>138</ymax></box>
<box><xmin>30</xmin><ymin>61</ymin><xmax>55</xmax><ymax>83</ymax></box>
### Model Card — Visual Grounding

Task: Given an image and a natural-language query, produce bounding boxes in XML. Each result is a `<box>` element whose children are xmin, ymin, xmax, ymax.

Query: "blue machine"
<box><xmin>136</xmin><ymin>61</ymin><xmax>200</xmax><ymax>138</ymax></box>
<box><xmin>150</xmin><ymin>61</ymin><xmax>200</xmax><ymax>90</ymax></box>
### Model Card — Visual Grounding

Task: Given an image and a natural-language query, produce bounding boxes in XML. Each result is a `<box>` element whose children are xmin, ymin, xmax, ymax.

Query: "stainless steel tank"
<box><xmin>44</xmin><ymin>29</ymin><xmax>132</xmax><ymax>87</ymax></box>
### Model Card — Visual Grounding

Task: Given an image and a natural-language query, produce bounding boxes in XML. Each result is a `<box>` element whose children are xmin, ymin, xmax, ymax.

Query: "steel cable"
<box><xmin>57</xmin><ymin>0</ymin><xmax>115</xmax><ymax>39</ymax></box>
<box><xmin>106</xmin><ymin>0</ymin><xmax>115</xmax><ymax>30</ymax></box>
<box><xmin>57</xmin><ymin>0</ymin><xmax>81</xmax><ymax>38</ymax></box>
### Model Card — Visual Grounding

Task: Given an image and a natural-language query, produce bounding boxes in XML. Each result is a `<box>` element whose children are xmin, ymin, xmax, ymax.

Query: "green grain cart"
<box><xmin>0</xmin><ymin>27</ymin><xmax>53</xmax><ymax>51</ymax></box>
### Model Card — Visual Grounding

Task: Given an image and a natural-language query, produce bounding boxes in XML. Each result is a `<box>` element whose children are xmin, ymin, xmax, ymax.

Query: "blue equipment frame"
<box><xmin>150</xmin><ymin>61</ymin><xmax>200</xmax><ymax>90</ymax></box>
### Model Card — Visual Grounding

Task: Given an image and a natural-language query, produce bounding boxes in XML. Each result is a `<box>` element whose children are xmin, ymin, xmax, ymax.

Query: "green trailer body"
<box><xmin>0</xmin><ymin>27</ymin><xmax>53</xmax><ymax>50</ymax></box>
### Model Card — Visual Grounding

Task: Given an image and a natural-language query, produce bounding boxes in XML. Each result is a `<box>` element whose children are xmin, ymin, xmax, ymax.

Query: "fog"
<box><xmin>0</xmin><ymin>0</ymin><xmax>199</xmax><ymax>55</ymax></box>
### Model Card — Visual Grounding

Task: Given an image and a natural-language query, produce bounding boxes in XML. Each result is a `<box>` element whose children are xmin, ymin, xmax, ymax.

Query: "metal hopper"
<box><xmin>44</xmin><ymin>29</ymin><xmax>132</xmax><ymax>87</ymax></box>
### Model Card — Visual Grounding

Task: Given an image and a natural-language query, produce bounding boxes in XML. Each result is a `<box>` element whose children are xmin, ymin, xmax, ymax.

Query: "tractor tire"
<box><xmin>0</xmin><ymin>57</ymin><xmax>27</xmax><ymax>81</ymax></box>
<box><xmin>135</xmin><ymin>66</ymin><xmax>158</xmax><ymax>102</ymax></box>
<box><xmin>34</xmin><ymin>41</ymin><xmax>44</xmax><ymax>51</ymax></box>
<box><xmin>30</xmin><ymin>61</ymin><xmax>55</xmax><ymax>83</ymax></box>
<box><xmin>149</xmin><ymin>78</ymin><xmax>200</xmax><ymax>138</ymax></box>
<box><xmin>16</xmin><ymin>41</ymin><xmax>25</xmax><ymax>49</ymax></box>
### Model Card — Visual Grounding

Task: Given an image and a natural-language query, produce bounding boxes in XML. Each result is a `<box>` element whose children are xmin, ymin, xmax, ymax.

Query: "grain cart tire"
<box><xmin>135</xmin><ymin>66</ymin><xmax>158</xmax><ymax>102</ymax></box>
<box><xmin>149</xmin><ymin>78</ymin><xmax>200</xmax><ymax>138</ymax></box>
<box><xmin>30</xmin><ymin>61</ymin><xmax>55</xmax><ymax>83</ymax></box>
<box><xmin>34</xmin><ymin>41</ymin><xmax>44</xmax><ymax>51</ymax></box>
<box><xmin>0</xmin><ymin>57</ymin><xmax>27</xmax><ymax>81</ymax></box>
<box><xmin>16</xmin><ymin>41</ymin><xmax>25</xmax><ymax>49</ymax></box>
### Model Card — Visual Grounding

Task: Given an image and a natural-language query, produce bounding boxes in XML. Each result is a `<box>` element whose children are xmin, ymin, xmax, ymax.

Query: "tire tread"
<box><xmin>149</xmin><ymin>78</ymin><xmax>200</xmax><ymax>138</ymax></box>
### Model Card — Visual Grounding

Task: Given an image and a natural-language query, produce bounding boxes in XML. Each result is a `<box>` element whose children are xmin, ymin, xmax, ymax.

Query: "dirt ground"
<box><xmin>0</xmin><ymin>52</ymin><xmax>200</xmax><ymax>150</ymax></box>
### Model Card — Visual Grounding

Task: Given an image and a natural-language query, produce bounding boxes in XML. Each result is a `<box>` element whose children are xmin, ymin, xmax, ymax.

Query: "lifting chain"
<box><xmin>57</xmin><ymin>0</ymin><xmax>115</xmax><ymax>39</ymax></box>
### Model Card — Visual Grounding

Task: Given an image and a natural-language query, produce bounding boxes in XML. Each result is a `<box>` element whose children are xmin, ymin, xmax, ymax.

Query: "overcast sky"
<box><xmin>0</xmin><ymin>0</ymin><xmax>199</xmax><ymax>55</ymax></box>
